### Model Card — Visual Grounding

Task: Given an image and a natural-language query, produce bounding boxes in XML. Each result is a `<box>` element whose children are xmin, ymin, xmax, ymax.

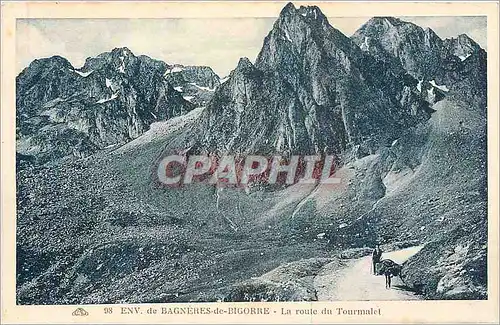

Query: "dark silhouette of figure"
<box><xmin>372</xmin><ymin>244</ymin><xmax>383</xmax><ymax>275</ymax></box>
<box><xmin>377</xmin><ymin>259</ymin><xmax>402</xmax><ymax>289</ymax></box>
<box><xmin>385</xmin><ymin>270</ymin><xmax>392</xmax><ymax>289</ymax></box>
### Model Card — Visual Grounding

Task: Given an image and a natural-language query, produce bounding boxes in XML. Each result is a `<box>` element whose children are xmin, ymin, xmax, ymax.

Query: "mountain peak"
<box><xmin>34</xmin><ymin>55</ymin><xmax>73</xmax><ymax>68</ymax></box>
<box><xmin>423</xmin><ymin>27</ymin><xmax>443</xmax><ymax>43</ymax></box>
<box><xmin>278</xmin><ymin>2</ymin><xmax>327</xmax><ymax>24</ymax></box>
<box><xmin>110</xmin><ymin>47</ymin><xmax>135</xmax><ymax>57</ymax></box>
<box><xmin>442</xmin><ymin>33</ymin><xmax>483</xmax><ymax>60</ymax></box>
<box><xmin>280</xmin><ymin>2</ymin><xmax>296</xmax><ymax>15</ymax></box>
<box><xmin>457</xmin><ymin>33</ymin><xmax>480</xmax><ymax>47</ymax></box>
<box><xmin>236</xmin><ymin>57</ymin><xmax>254</xmax><ymax>69</ymax></box>
<box><xmin>352</xmin><ymin>15</ymin><xmax>486</xmax><ymax>84</ymax></box>
<box><xmin>377</xmin><ymin>16</ymin><xmax>404</xmax><ymax>26</ymax></box>
<box><xmin>362</xmin><ymin>16</ymin><xmax>419</xmax><ymax>32</ymax></box>
<box><xmin>17</xmin><ymin>55</ymin><xmax>75</xmax><ymax>81</ymax></box>
<box><xmin>256</xmin><ymin>2</ymin><xmax>357</xmax><ymax>71</ymax></box>
<box><xmin>297</xmin><ymin>5</ymin><xmax>326</xmax><ymax>21</ymax></box>
<box><xmin>233</xmin><ymin>57</ymin><xmax>257</xmax><ymax>76</ymax></box>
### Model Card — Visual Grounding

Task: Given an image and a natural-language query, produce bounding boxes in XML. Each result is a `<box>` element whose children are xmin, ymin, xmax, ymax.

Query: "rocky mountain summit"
<box><xmin>164</xmin><ymin>64</ymin><xmax>220</xmax><ymax>107</ymax></box>
<box><xmin>352</xmin><ymin>17</ymin><xmax>447</xmax><ymax>78</ymax></box>
<box><xmin>352</xmin><ymin>17</ymin><xmax>487</xmax><ymax>108</ymax></box>
<box><xmin>16</xmin><ymin>48</ymin><xmax>220</xmax><ymax>163</ymax></box>
<box><xmin>175</xmin><ymin>7</ymin><xmax>486</xmax><ymax>161</ymax></box>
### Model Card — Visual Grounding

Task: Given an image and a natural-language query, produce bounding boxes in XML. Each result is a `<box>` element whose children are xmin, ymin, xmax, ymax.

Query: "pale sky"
<box><xmin>17</xmin><ymin>16</ymin><xmax>486</xmax><ymax>77</ymax></box>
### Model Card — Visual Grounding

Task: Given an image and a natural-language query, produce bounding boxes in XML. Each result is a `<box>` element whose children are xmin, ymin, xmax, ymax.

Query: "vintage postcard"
<box><xmin>1</xmin><ymin>0</ymin><xmax>499</xmax><ymax>324</ymax></box>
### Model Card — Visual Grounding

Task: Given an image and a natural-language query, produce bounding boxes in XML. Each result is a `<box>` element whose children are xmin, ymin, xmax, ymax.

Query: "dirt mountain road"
<box><xmin>315</xmin><ymin>246</ymin><xmax>424</xmax><ymax>301</ymax></box>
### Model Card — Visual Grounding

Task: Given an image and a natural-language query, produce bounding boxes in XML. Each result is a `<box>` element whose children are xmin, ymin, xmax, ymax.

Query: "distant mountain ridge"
<box><xmin>16</xmin><ymin>10</ymin><xmax>486</xmax><ymax>164</ymax></box>
<box><xmin>352</xmin><ymin>16</ymin><xmax>487</xmax><ymax>108</ymax></box>
<box><xmin>16</xmin><ymin>47</ymin><xmax>220</xmax><ymax>163</ymax></box>
<box><xmin>164</xmin><ymin>4</ymin><xmax>487</xmax><ymax>160</ymax></box>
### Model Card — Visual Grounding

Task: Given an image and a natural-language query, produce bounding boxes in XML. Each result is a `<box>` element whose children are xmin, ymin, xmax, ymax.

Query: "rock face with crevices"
<box><xmin>171</xmin><ymin>4</ymin><xmax>434</xmax><ymax>159</ymax></box>
<box><xmin>401</xmin><ymin>216</ymin><xmax>487</xmax><ymax>299</ymax></box>
<box><xmin>352</xmin><ymin>17</ymin><xmax>487</xmax><ymax>108</ymax></box>
<box><xmin>164</xmin><ymin>64</ymin><xmax>221</xmax><ymax>107</ymax></box>
<box><xmin>16</xmin><ymin>48</ymin><xmax>221</xmax><ymax>163</ymax></box>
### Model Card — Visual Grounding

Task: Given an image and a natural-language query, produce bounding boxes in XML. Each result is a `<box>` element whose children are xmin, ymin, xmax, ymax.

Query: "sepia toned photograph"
<box><xmin>1</xmin><ymin>1</ymin><xmax>499</xmax><ymax>324</ymax></box>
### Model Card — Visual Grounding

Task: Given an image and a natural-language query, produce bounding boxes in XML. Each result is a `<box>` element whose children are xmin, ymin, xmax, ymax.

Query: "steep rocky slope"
<box><xmin>351</xmin><ymin>17</ymin><xmax>448</xmax><ymax>79</ymax></box>
<box><xmin>164</xmin><ymin>64</ymin><xmax>220</xmax><ymax>107</ymax></box>
<box><xmin>172</xmin><ymin>4</ymin><xmax>433</xmax><ymax>157</ymax></box>
<box><xmin>345</xmin><ymin>16</ymin><xmax>487</xmax><ymax>299</ymax></box>
<box><xmin>352</xmin><ymin>17</ymin><xmax>487</xmax><ymax>108</ymax></box>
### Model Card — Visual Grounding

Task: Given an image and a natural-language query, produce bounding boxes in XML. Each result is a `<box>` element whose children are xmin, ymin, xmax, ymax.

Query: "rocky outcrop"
<box><xmin>350</xmin><ymin>18</ymin><xmax>487</xmax><ymax>299</ymax></box>
<box><xmin>443</xmin><ymin>34</ymin><xmax>483</xmax><ymax>61</ymax></box>
<box><xmin>352</xmin><ymin>17</ymin><xmax>448</xmax><ymax>78</ymax></box>
<box><xmin>164</xmin><ymin>64</ymin><xmax>220</xmax><ymax>107</ymax></box>
<box><xmin>401</xmin><ymin>216</ymin><xmax>487</xmax><ymax>300</ymax></box>
<box><xmin>179</xmin><ymin>4</ymin><xmax>433</xmax><ymax>157</ymax></box>
<box><xmin>352</xmin><ymin>18</ymin><xmax>487</xmax><ymax>108</ymax></box>
<box><xmin>222</xmin><ymin>258</ymin><xmax>335</xmax><ymax>302</ymax></box>
<box><xmin>16</xmin><ymin>48</ymin><xmax>221</xmax><ymax>163</ymax></box>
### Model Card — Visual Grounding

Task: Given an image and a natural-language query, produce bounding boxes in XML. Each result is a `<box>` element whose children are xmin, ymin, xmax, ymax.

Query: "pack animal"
<box><xmin>375</xmin><ymin>259</ymin><xmax>402</xmax><ymax>289</ymax></box>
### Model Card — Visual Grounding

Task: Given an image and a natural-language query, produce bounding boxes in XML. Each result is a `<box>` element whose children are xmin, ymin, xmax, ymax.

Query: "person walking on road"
<box><xmin>372</xmin><ymin>244</ymin><xmax>383</xmax><ymax>275</ymax></box>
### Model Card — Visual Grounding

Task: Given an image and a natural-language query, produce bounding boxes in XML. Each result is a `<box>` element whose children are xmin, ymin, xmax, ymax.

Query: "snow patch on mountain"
<box><xmin>189</xmin><ymin>83</ymin><xmax>216</xmax><ymax>92</ymax></box>
<box><xmin>71</xmin><ymin>69</ymin><xmax>94</xmax><ymax>77</ymax></box>
<box><xmin>430</xmin><ymin>80</ymin><xmax>450</xmax><ymax>92</ymax></box>
<box><xmin>164</xmin><ymin>66</ymin><xmax>184</xmax><ymax>76</ymax></box>
<box><xmin>427</xmin><ymin>87</ymin><xmax>435</xmax><ymax>102</ymax></box>
<box><xmin>360</xmin><ymin>37</ymin><xmax>370</xmax><ymax>51</ymax></box>
<box><xmin>417</xmin><ymin>79</ymin><xmax>423</xmax><ymax>92</ymax></box>
<box><xmin>118</xmin><ymin>56</ymin><xmax>126</xmax><ymax>74</ymax></box>
<box><xmin>459</xmin><ymin>54</ymin><xmax>471</xmax><ymax>61</ymax></box>
<box><xmin>103</xmin><ymin>143</ymin><xmax>119</xmax><ymax>149</ymax></box>
<box><xmin>41</xmin><ymin>97</ymin><xmax>65</xmax><ymax>109</ymax></box>
<box><xmin>284</xmin><ymin>29</ymin><xmax>292</xmax><ymax>42</ymax></box>
<box><xmin>97</xmin><ymin>93</ymin><xmax>118</xmax><ymax>104</ymax></box>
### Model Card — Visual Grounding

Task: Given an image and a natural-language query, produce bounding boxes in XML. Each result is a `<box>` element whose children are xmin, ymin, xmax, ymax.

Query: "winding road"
<box><xmin>315</xmin><ymin>246</ymin><xmax>423</xmax><ymax>301</ymax></box>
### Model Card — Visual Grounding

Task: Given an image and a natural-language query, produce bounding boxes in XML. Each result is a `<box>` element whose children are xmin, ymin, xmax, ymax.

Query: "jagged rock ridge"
<box><xmin>352</xmin><ymin>17</ymin><xmax>487</xmax><ymax>108</ymax></box>
<box><xmin>174</xmin><ymin>4</ymin><xmax>433</xmax><ymax>158</ymax></box>
<box><xmin>16</xmin><ymin>47</ymin><xmax>220</xmax><ymax>163</ymax></box>
<box><xmin>164</xmin><ymin>64</ymin><xmax>220</xmax><ymax>107</ymax></box>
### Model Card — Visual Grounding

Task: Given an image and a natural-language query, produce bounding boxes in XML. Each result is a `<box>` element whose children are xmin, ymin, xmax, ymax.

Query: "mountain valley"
<box><xmin>16</xmin><ymin>3</ymin><xmax>488</xmax><ymax>303</ymax></box>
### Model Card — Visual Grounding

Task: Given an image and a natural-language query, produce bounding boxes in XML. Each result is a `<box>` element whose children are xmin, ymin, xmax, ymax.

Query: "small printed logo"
<box><xmin>72</xmin><ymin>307</ymin><xmax>89</xmax><ymax>316</ymax></box>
